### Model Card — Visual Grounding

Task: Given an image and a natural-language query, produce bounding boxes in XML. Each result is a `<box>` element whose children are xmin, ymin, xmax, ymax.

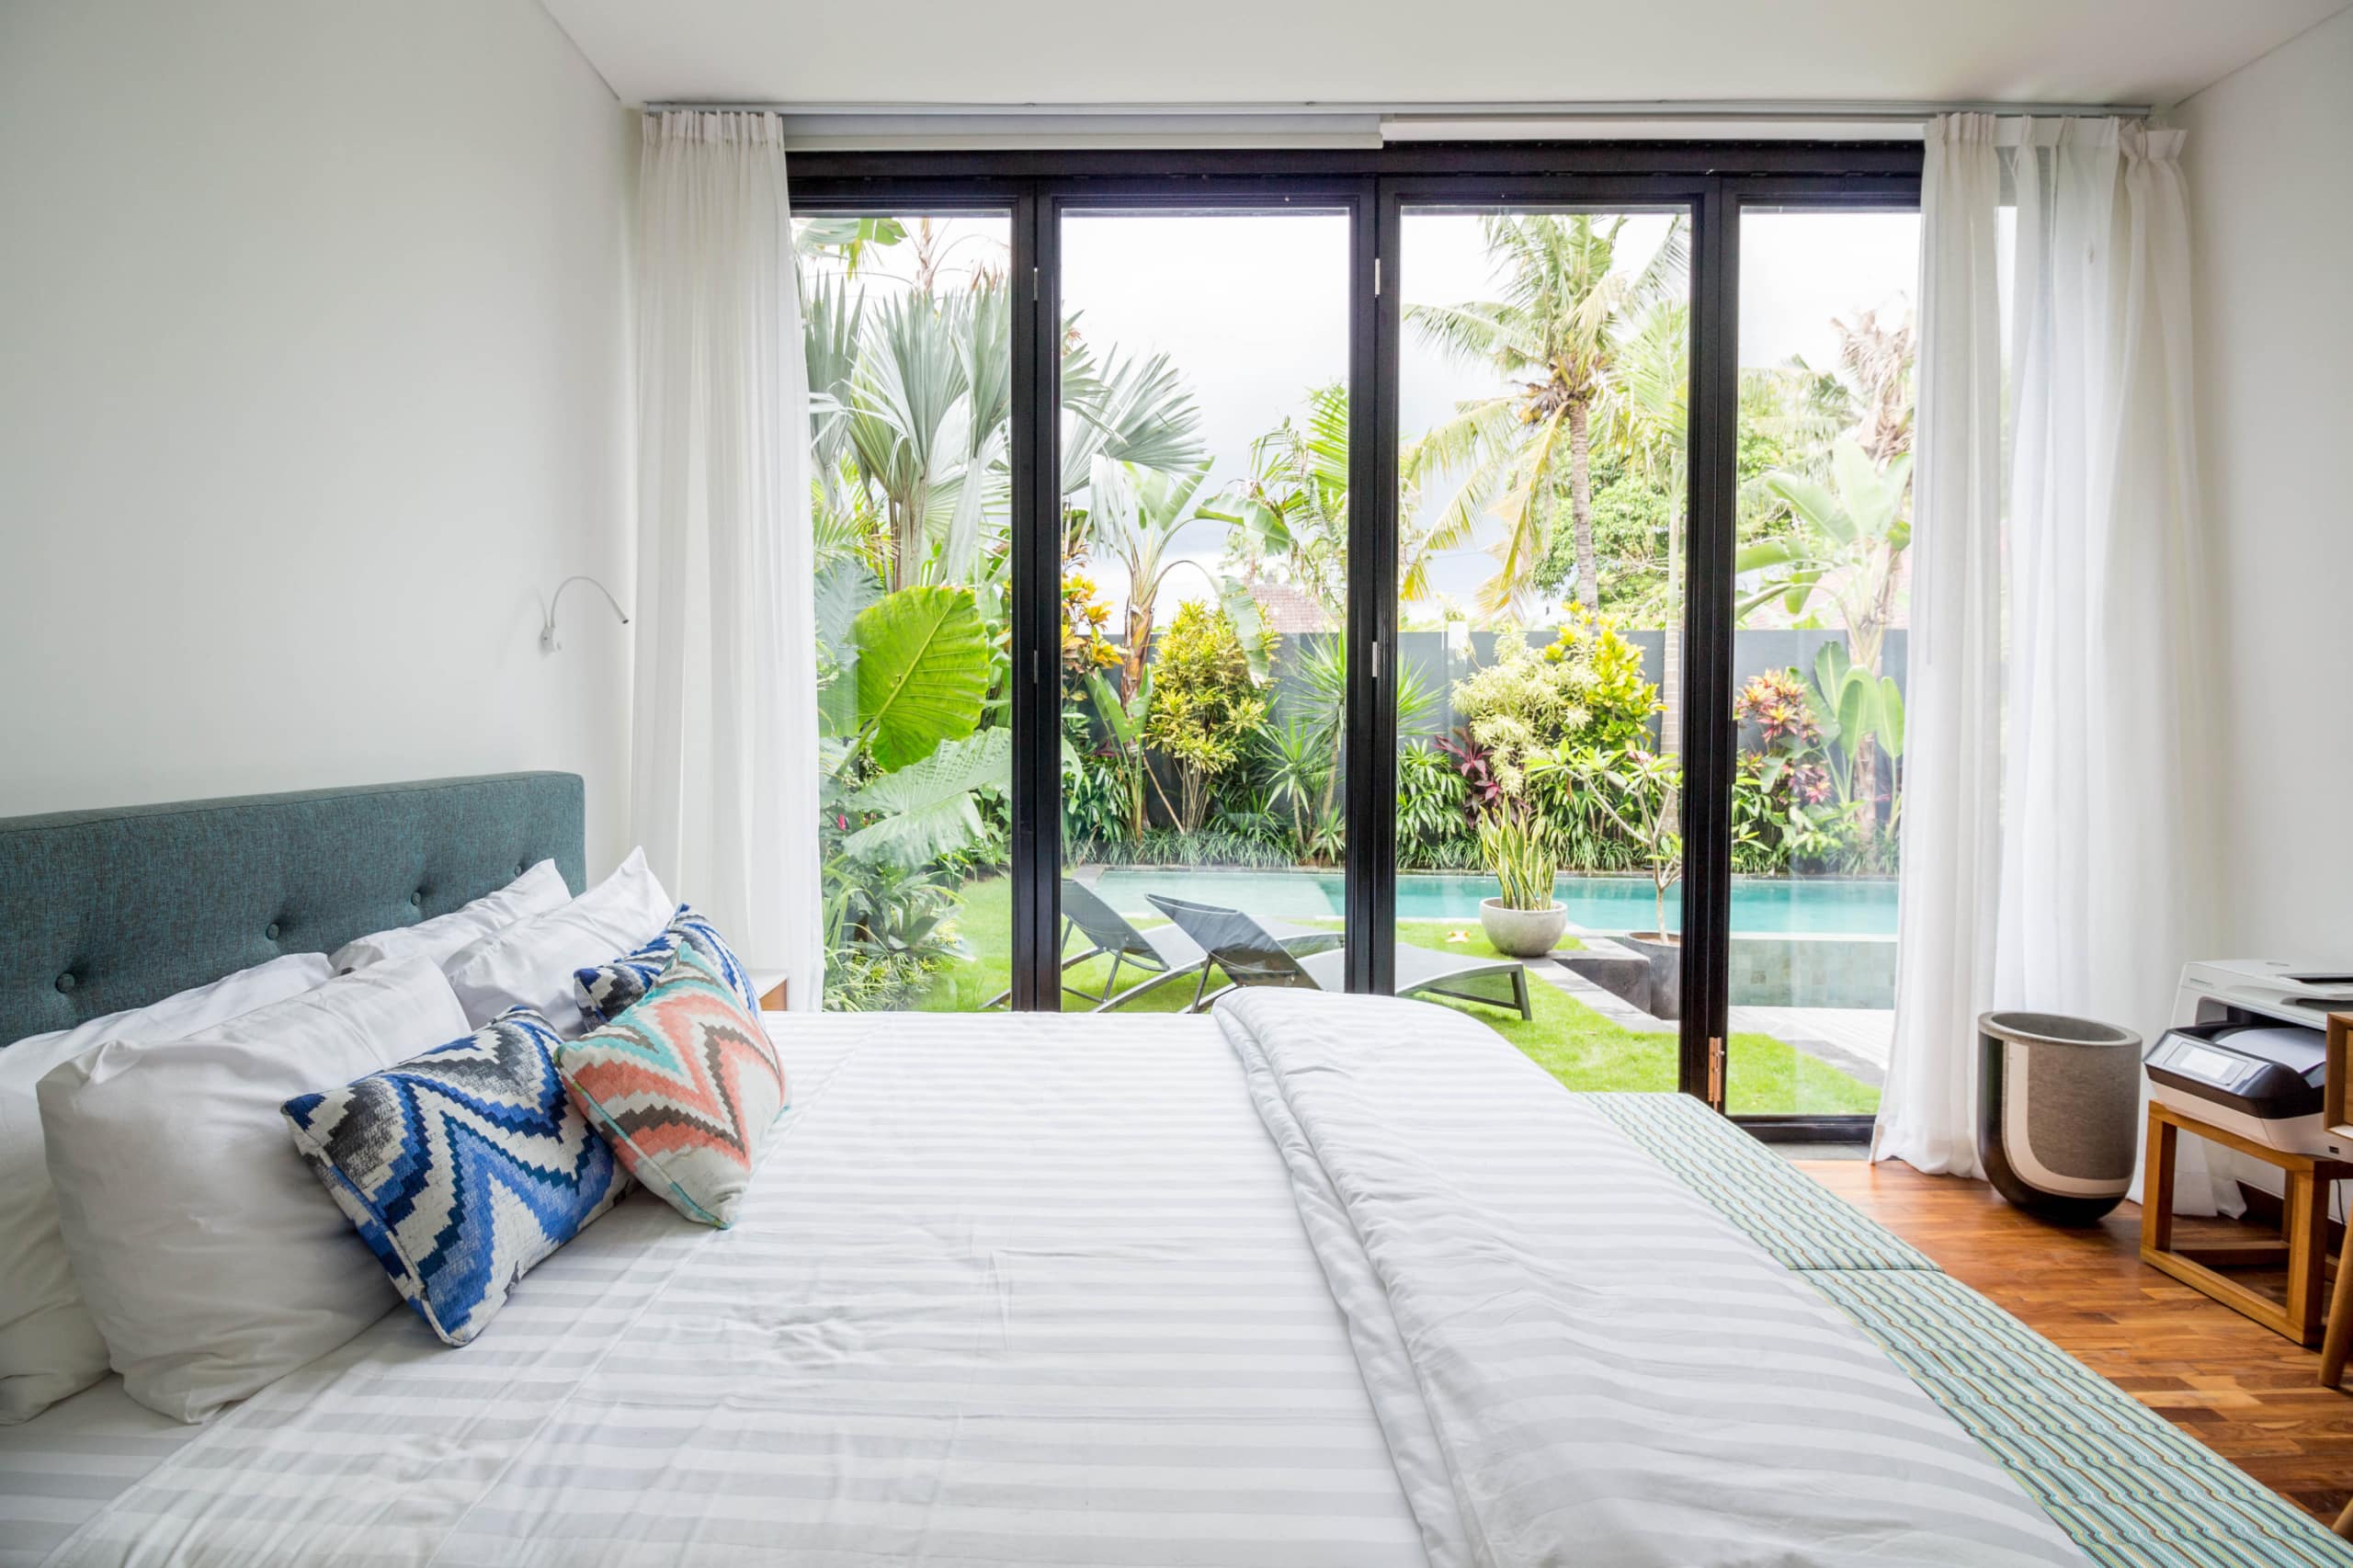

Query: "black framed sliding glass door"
<box><xmin>790</xmin><ymin>202</ymin><xmax>1021</xmax><ymax>1015</ymax></box>
<box><xmin>790</xmin><ymin>149</ymin><xmax>1918</xmax><ymax>1133</ymax></box>
<box><xmin>1048</xmin><ymin>195</ymin><xmax>1362</xmax><ymax>1014</ymax></box>
<box><xmin>1380</xmin><ymin>194</ymin><xmax>1699</xmax><ymax>1096</ymax></box>
<box><xmin>1721</xmin><ymin>193</ymin><xmax>1924</xmax><ymax>1126</ymax></box>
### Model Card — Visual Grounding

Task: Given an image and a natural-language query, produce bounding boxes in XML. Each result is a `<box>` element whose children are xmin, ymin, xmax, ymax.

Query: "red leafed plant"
<box><xmin>1436</xmin><ymin>733</ymin><xmax>1502</xmax><ymax>821</ymax></box>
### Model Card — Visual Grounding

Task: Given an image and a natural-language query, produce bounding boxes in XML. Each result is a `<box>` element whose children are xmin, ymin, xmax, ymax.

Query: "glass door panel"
<box><xmin>1055</xmin><ymin>208</ymin><xmax>1352</xmax><ymax>1014</ymax></box>
<box><xmin>1392</xmin><ymin>207</ymin><xmax>1692</xmax><ymax>1087</ymax></box>
<box><xmin>1726</xmin><ymin>208</ymin><xmax>1922</xmax><ymax>1115</ymax></box>
<box><xmin>794</xmin><ymin>212</ymin><xmax>1017</xmax><ymax>1012</ymax></box>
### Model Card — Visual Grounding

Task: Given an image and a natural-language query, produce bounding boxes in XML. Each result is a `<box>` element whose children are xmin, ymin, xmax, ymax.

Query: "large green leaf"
<box><xmin>841</xmin><ymin>728</ymin><xmax>1010</xmax><ymax>867</ymax></box>
<box><xmin>1734</xmin><ymin>539</ymin><xmax>1800</xmax><ymax>574</ymax></box>
<box><xmin>1764</xmin><ymin>471</ymin><xmax>1851</xmax><ymax>545</ymax></box>
<box><xmin>1875</xmin><ymin>676</ymin><xmax>1906</xmax><ymax>759</ymax></box>
<box><xmin>853</xmin><ymin>585</ymin><xmax>990</xmax><ymax>770</ymax></box>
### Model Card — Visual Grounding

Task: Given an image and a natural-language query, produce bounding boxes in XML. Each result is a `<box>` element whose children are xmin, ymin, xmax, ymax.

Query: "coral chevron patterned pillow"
<box><xmin>574</xmin><ymin>903</ymin><xmax>761</xmax><ymax>1027</ymax></box>
<box><xmin>281</xmin><ymin>1006</ymin><xmax>627</xmax><ymax>1347</ymax></box>
<box><xmin>557</xmin><ymin>944</ymin><xmax>786</xmax><ymax>1228</ymax></box>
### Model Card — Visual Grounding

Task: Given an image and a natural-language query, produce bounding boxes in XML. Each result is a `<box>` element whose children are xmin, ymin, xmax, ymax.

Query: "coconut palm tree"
<box><xmin>1405</xmin><ymin>213</ymin><xmax>1688</xmax><ymax>619</ymax></box>
<box><xmin>1596</xmin><ymin>301</ymin><xmax>1689</xmax><ymax>771</ymax></box>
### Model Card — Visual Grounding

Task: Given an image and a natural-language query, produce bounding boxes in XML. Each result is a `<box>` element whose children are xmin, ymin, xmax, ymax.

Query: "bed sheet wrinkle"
<box><xmin>1217</xmin><ymin>988</ymin><xmax>2090</xmax><ymax>1568</ymax></box>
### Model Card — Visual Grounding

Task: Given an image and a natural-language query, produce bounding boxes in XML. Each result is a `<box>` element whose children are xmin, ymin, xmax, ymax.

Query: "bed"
<box><xmin>0</xmin><ymin>777</ymin><xmax>2345</xmax><ymax>1567</ymax></box>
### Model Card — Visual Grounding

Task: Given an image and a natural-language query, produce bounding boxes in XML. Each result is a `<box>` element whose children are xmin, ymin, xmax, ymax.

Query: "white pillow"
<box><xmin>39</xmin><ymin>958</ymin><xmax>470</xmax><ymax>1423</ymax></box>
<box><xmin>328</xmin><ymin>859</ymin><xmax>570</xmax><ymax>974</ymax></box>
<box><xmin>0</xmin><ymin>952</ymin><xmax>332</xmax><ymax>1426</ymax></box>
<box><xmin>443</xmin><ymin>847</ymin><xmax>672</xmax><ymax>1037</ymax></box>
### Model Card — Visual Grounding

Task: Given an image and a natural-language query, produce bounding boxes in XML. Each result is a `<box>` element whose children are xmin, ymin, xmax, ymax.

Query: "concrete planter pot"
<box><xmin>1479</xmin><ymin>898</ymin><xmax>1568</xmax><ymax>959</ymax></box>
<box><xmin>1624</xmin><ymin>932</ymin><xmax>1682</xmax><ymax>1020</ymax></box>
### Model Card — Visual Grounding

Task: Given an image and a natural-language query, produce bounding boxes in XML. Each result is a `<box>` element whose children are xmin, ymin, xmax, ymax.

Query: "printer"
<box><xmin>2145</xmin><ymin>960</ymin><xmax>2353</xmax><ymax>1157</ymax></box>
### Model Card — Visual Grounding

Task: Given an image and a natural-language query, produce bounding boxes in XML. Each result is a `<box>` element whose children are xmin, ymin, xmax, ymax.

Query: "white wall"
<box><xmin>0</xmin><ymin>1</ymin><xmax>638</xmax><ymax>869</ymax></box>
<box><xmin>2174</xmin><ymin>5</ymin><xmax>2353</xmax><ymax>960</ymax></box>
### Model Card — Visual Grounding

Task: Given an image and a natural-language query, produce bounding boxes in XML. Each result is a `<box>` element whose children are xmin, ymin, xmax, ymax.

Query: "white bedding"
<box><xmin>7</xmin><ymin>996</ymin><xmax>2103</xmax><ymax>1568</ymax></box>
<box><xmin>1218</xmin><ymin>990</ymin><xmax>2087</xmax><ymax>1568</ymax></box>
<box><xmin>11</xmin><ymin>1013</ymin><xmax>1427</xmax><ymax>1568</ymax></box>
<box><xmin>0</xmin><ymin>1376</ymin><xmax>191</xmax><ymax>1568</ymax></box>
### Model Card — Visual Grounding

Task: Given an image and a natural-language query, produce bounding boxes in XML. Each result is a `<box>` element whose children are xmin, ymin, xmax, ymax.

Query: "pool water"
<box><xmin>1088</xmin><ymin>868</ymin><xmax>1897</xmax><ymax>937</ymax></box>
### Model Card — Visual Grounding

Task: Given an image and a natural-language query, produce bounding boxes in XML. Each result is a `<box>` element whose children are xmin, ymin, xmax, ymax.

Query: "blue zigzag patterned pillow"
<box><xmin>574</xmin><ymin>903</ymin><xmax>761</xmax><ymax>1027</ymax></box>
<box><xmin>283</xmin><ymin>1006</ymin><xmax>627</xmax><ymax>1346</ymax></box>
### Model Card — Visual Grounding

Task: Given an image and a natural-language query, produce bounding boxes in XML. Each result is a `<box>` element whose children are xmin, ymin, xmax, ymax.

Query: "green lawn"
<box><xmin>914</xmin><ymin>873</ymin><xmax>1877</xmax><ymax>1115</ymax></box>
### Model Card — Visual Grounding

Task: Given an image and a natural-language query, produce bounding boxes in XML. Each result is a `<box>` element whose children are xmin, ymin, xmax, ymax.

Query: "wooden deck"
<box><xmin>1799</xmin><ymin>1157</ymin><xmax>2353</xmax><ymax>1526</ymax></box>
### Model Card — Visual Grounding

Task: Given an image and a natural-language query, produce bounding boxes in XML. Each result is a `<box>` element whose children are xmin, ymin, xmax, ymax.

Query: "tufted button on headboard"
<box><xmin>0</xmin><ymin>773</ymin><xmax>585</xmax><ymax>1049</ymax></box>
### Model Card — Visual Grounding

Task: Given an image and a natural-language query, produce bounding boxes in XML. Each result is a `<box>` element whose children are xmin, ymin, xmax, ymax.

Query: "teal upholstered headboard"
<box><xmin>0</xmin><ymin>774</ymin><xmax>585</xmax><ymax>1049</ymax></box>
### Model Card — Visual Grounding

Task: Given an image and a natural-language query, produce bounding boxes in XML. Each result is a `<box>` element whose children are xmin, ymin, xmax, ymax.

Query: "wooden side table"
<box><xmin>2315</xmin><ymin>1015</ymin><xmax>2353</xmax><ymax>1389</ymax></box>
<box><xmin>750</xmin><ymin>971</ymin><xmax>790</xmax><ymax>1012</ymax></box>
<box><xmin>2141</xmin><ymin>1098</ymin><xmax>2353</xmax><ymax>1347</ymax></box>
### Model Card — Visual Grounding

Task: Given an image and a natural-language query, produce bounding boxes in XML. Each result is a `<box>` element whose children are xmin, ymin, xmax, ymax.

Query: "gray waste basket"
<box><xmin>1977</xmin><ymin>1009</ymin><xmax>2143</xmax><ymax>1223</ymax></box>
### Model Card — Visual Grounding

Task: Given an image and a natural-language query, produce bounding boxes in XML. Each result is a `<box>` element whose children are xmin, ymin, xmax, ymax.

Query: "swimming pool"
<box><xmin>1087</xmin><ymin>868</ymin><xmax>1897</xmax><ymax>937</ymax></box>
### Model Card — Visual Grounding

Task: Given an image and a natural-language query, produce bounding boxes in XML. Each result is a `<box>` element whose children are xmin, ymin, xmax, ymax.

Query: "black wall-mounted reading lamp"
<box><xmin>540</xmin><ymin>575</ymin><xmax>631</xmax><ymax>653</ymax></box>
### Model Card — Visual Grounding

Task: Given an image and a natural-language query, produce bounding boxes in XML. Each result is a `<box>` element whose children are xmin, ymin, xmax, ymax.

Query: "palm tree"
<box><xmin>1085</xmin><ymin>457</ymin><xmax>1219</xmax><ymax>699</ymax></box>
<box><xmin>1206</xmin><ymin>382</ymin><xmax>1449</xmax><ymax>621</ymax></box>
<box><xmin>820</xmin><ymin>281</ymin><xmax>1008</xmax><ymax>592</ymax></box>
<box><xmin>1595</xmin><ymin>301</ymin><xmax>1689</xmax><ymax>762</ymax></box>
<box><xmin>1405</xmin><ymin>213</ymin><xmax>1688</xmax><ymax>618</ymax></box>
<box><xmin>806</xmin><ymin>275</ymin><xmax>1201</xmax><ymax>594</ymax></box>
<box><xmin>1740</xmin><ymin>437</ymin><xmax>1914</xmax><ymax>811</ymax></box>
<box><xmin>1828</xmin><ymin>308</ymin><xmax>1914</xmax><ymax>465</ymax></box>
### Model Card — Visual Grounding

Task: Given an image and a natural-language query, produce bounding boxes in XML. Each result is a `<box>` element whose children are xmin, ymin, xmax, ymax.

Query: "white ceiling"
<box><xmin>540</xmin><ymin>0</ymin><xmax>2347</xmax><ymax>114</ymax></box>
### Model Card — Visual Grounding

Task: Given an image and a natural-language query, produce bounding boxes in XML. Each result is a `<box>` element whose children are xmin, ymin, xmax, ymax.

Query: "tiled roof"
<box><xmin>1249</xmin><ymin>582</ymin><xmax>1334</xmax><ymax>633</ymax></box>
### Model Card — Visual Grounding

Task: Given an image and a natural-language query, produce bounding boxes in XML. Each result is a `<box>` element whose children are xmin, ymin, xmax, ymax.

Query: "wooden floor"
<box><xmin>1798</xmin><ymin>1158</ymin><xmax>2353</xmax><ymax>1526</ymax></box>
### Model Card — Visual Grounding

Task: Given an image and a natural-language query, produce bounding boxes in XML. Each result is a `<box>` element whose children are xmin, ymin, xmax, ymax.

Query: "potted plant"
<box><xmin>1475</xmin><ymin>805</ymin><xmax>1567</xmax><ymax>958</ymax></box>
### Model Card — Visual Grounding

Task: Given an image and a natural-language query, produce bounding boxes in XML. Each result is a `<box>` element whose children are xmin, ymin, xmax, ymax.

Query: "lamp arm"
<box><xmin>541</xmin><ymin>575</ymin><xmax>631</xmax><ymax>653</ymax></box>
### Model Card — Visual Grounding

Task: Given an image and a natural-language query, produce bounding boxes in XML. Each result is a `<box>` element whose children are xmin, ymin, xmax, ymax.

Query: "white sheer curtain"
<box><xmin>1870</xmin><ymin>115</ymin><xmax>2008</xmax><ymax>1177</ymax></box>
<box><xmin>631</xmin><ymin>111</ymin><xmax>823</xmax><ymax>1007</ymax></box>
<box><xmin>1874</xmin><ymin>116</ymin><xmax>2213</xmax><ymax>1198</ymax></box>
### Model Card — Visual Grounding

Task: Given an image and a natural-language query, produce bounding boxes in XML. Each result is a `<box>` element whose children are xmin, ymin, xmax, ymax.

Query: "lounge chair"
<box><xmin>986</xmin><ymin>878</ymin><xmax>1340</xmax><ymax>1013</ymax></box>
<box><xmin>1146</xmin><ymin>893</ymin><xmax>1533</xmax><ymax>1021</ymax></box>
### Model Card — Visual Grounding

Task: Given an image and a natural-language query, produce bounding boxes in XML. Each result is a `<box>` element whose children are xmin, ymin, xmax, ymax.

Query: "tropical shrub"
<box><xmin>815</xmin><ymin>575</ymin><xmax>1003</xmax><ymax>1007</ymax></box>
<box><xmin>1060</xmin><ymin>723</ymin><xmax>1132</xmax><ymax>853</ymax></box>
<box><xmin>1450</xmin><ymin>630</ymin><xmax>1597</xmax><ymax>800</ymax></box>
<box><xmin>1142</xmin><ymin>604</ymin><xmax>1266</xmax><ymax>833</ymax></box>
<box><xmin>1731</xmin><ymin>755</ymin><xmax>1791</xmax><ymax>874</ymax></box>
<box><xmin>1396</xmin><ymin>742</ymin><xmax>1475</xmax><ymax>870</ymax></box>
<box><xmin>1061</xmin><ymin>571</ymin><xmax>1120</xmax><ymax>677</ymax></box>
<box><xmin>1079</xmin><ymin>669</ymin><xmax>1156</xmax><ymax>842</ymax></box>
<box><xmin>1536</xmin><ymin>744</ymin><xmax>1684</xmax><ymax>936</ymax></box>
<box><xmin>1256</xmin><ymin>716</ymin><xmax>1333</xmax><ymax>862</ymax></box>
<box><xmin>1543</xmin><ymin>606</ymin><xmax>1662</xmax><ymax>749</ymax></box>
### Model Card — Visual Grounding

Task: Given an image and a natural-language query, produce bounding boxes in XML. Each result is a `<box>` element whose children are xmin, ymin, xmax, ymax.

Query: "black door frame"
<box><xmin>791</xmin><ymin>143</ymin><xmax>1920</xmax><ymax>1128</ymax></box>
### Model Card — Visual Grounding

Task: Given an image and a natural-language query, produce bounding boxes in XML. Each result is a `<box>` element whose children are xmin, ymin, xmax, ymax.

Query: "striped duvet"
<box><xmin>22</xmin><ymin>1015</ymin><xmax>1428</xmax><ymax>1567</ymax></box>
<box><xmin>0</xmin><ymin>997</ymin><xmax>2322</xmax><ymax>1565</ymax></box>
<box><xmin>1219</xmin><ymin>989</ymin><xmax>2086</xmax><ymax>1567</ymax></box>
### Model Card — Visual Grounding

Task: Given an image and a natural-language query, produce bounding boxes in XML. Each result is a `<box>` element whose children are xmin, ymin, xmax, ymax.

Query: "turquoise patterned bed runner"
<box><xmin>1577</xmin><ymin>1092</ymin><xmax>2352</xmax><ymax>1566</ymax></box>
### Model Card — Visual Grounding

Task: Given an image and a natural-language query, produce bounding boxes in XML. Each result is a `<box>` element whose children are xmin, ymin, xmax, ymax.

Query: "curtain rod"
<box><xmin>640</xmin><ymin>98</ymin><xmax>2152</xmax><ymax>122</ymax></box>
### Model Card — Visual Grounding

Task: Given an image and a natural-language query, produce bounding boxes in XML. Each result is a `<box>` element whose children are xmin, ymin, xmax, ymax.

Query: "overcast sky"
<box><xmin>804</xmin><ymin>208</ymin><xmax>1919</xmax><ymax>620</ymax></box>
